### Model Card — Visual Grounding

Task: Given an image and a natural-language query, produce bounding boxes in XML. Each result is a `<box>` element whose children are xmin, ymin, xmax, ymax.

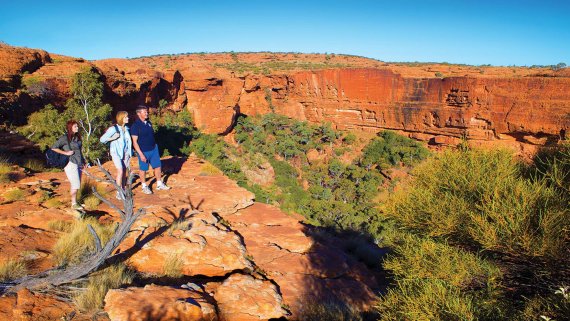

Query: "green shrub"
<box><xmin>19</xmin><ymin>104</ymin><xmax>66</xmax><ymax>152</ymax></box>
<box><xmin>152</xmin><ymin>109</ymin><xmax>197</xmax><ymax>156</ymax></box>
<box><xmin>378</xmin><ymin>279</ymin><xmax>479</xmax><ymax>321</ymax></box>
<box><xmin>360</xmin><ymin>131</ymin><xmax>429</xmax><ymax>170</ymax></box>
<box><xmin>385</xmin><ymin>148</ymin><xmax>569</xmax><ymax>259</ymax></box>
<box><xmin>382</xmin><ymin>232</ymin><xmax>502</xmax><ymax>289</ymax></box>
<box><xmin>380</xmin><ymin>147</ymin><xmax>570</xmax><ymax>320</ymax></box>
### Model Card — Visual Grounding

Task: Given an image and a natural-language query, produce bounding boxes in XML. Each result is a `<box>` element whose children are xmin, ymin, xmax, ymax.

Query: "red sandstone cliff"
<box><xmin>1</xmin><ymin>44</ymin><xmax>568</xmax><ymax>151</ymax></box>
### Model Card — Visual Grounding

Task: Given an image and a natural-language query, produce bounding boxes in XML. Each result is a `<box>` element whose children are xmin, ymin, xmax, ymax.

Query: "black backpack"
<box><xmin>46</xmin><ymin>137</ymin><xmax>71</xmax><ymax>169</ymax></box>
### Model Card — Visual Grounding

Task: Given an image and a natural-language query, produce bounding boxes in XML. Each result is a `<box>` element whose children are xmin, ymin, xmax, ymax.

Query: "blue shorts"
<box><xmin>138</xmin><ymin>145</ymin><xmax>162</xmax><ymax>171</ymax></box>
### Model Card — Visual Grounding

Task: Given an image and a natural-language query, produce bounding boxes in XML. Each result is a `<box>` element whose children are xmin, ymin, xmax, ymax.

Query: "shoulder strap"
<box><xmin>114</xmin><ymin>124</ymin><xmax>120</xmax><ymax>134</ymax></box>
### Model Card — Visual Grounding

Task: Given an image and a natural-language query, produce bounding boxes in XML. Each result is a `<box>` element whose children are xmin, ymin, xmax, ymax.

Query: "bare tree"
<box><xmin>7</xmin><ymin>161</ymin><xmax>144</xmax><ymax>292</ymax></box>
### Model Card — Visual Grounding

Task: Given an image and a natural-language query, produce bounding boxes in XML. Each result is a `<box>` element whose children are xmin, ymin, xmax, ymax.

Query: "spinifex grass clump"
<box><xmin>77</xmin><ymin>180</ymin><xmax>107</xmax><ymax>210</ymax></box>
<box><xmin>73</xmin><ymin>263</ymin><xmax>134</xmax><ymax>312</ymax></box>
<box><xmin>53</xmin><ymin>217</ymin><xmax>116</xmax><ymax>266</ymax></box>
<box><xmin>0</xmin><ymin>259</ymin><xmax>28</xmax><ymax>282</ymax></box>
<box><xmin>377</xmin><ymin>232</ymin><xmax>505</xmax><ymax>320</ymax></box>
<box><xmin>0</xmin><ymin>157</ymin><xmax>12</xmax><ymax>183</ymax></box>
<box><xmin>2</xmin><ymin>187</ymin><xmax>26</xmax><ymax>202</ymax></box>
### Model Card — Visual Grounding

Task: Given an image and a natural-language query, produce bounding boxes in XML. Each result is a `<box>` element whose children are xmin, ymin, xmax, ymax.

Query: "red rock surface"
<box><xmin>222</xmin><ymin>203</ymin><xmax>378</xmax><ymax>316</ymax></box>
<box><xmin>0</xmin><ymin>155</ymin><xmax>380</xmax><ymax>319</ymax></box>
<box><xmin>0</xmin><ymin>289</ymin><xmax>88</xmax><ymax>321</ymax></box>
<box><xmin>212</xmin><ymin>274</ymin><xmax>286</xmax><ymax>321</ymax></box>
<box><xmin>104</xmin><ymin>284</ymin><xmax>216</xmax><ymax>321</ymax></box>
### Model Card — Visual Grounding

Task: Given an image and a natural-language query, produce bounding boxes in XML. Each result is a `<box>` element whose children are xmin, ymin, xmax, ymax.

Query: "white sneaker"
<box><xmin>71</xmin><ymin>203</ymin><xmax>84</xmax><ymax>211</ymax></box>
<box><xmin>142</xmin><ymin>185</ymin><xmax>153</xmax><ymax>194</ymax></box>
<box><xmin>156</xmin><ymin>183</ymin><xmax>171</xmax><ymax>191</ymax></box>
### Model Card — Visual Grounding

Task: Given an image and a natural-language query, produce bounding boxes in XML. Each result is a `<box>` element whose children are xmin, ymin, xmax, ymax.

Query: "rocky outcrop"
<box><xmin>211</xmin><ymin>274</ymin><xmax>286</xmax><ymax>321</ymax></box>
<box><xmin>0</xmin><ymin>156</ymin><xmax>379</xmax><ymax>320</ymax></box>
<box><xmin>0</xmin><ymin>289</ymin><xmax>81</xmax><ymax>321</ymax></box>
<box><xmin>104</xmin><ymin>284</ymin><xmax>217</xmax><ymax>321</ymax></box>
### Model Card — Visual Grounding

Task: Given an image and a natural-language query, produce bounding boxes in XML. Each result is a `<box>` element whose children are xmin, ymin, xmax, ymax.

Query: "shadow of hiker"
<box><xmin>161</xmin><ymin>156</ymin><xmax>187</xmax><ymax>176</ymax></box>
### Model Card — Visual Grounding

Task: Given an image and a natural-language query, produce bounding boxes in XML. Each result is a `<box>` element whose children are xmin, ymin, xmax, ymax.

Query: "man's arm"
<box><xmin>132</xmin><ymin>135</ymin><xmax>147</xmax><ymax>163</ymax></box>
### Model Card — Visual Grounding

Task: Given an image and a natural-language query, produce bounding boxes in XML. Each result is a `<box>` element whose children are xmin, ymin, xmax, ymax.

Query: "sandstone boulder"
<box><xmin>104</xmin><ymin>284</ymin><xmax>216</xmax><ymax>321</ymax></box>
<box><xmin>213</xmin><ymin>274</ymin><xmax>286</xmax><ymax>321</ymax></box>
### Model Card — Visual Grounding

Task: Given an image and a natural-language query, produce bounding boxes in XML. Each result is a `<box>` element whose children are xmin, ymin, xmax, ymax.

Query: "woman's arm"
<box><xmin>51</xmin><ymin>136</ymin><xmax>74</xmax><ymax>156</ymax></box>
<box><xmin>99</xmin><ymin>127</ymin><xmax>114</xmax><ymax>143</ymax></box>
<box><xmin>51</xmin><ymin>148</ymin><xmax>74</xmax><ymax>156</ymax></box>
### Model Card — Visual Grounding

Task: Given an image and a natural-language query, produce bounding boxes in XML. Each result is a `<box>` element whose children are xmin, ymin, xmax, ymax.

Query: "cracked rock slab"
<box><xmin>105</xmin><ymin>284</ymin><xmax>216</xmax><ymax>321</ymax></box>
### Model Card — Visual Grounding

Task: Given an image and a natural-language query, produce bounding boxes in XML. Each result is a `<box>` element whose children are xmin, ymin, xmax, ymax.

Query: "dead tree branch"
<box><xmin>8</xmin><ymin>160</ymin><xmax>144</xmax><ymax>292</ymax></box>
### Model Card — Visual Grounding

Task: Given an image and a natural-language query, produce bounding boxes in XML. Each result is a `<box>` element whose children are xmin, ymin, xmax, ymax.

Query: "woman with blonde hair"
<box><xmin>100</xmin><ymin>111</ymin><xmax>132</xmax><ymax>199</ymax></box>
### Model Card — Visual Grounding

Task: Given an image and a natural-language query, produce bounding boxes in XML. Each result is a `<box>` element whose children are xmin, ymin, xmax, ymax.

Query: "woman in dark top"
<box><xmin>51</xmin><ymin>120</ymin><xmax>86</xmax><ymax>210</ymax></box>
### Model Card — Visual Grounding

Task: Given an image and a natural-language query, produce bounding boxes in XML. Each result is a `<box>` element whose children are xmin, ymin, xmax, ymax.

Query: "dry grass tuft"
<box><xmin>297</xmin><ymin>299</ymin><xmax>363</xmax><ymax>321</ymax></box>
<box><xmin>3</xmin><ymin>188</ymin><xmax>26</xmax><ymax>202</ymax></box>
<box><xmin>47</xmin><ymin>220</ymin><xmax>73</xmax><ymax>232</ymax></box>
<box><xmin>162</xmin><ymin>253</ymin><xmax>183</xmax><ymax>278</ymax></box>
<box><xmin>82</xmin><ymin>195</ymin><xmax>101</xmax><ymax>210</ymax></box>
<box><xmin>77</xmin><ymin>180</ymin><xmax>108</xmax><ymax>205</ymax></box>
<box><xmin>53</xmin><ymin>217</ymin><xmax>116</xmax><ymax>266</ymax></box>
<box><xmin>73</xmin><ymin>263</ymin><xmax>134</xmax><ymax>312</ymax></box>
<box><xmin>199</xmin><ymin>162</ymin><xmax>222</xmax><ymax>176</ymax></box>
<box><xmin>0</xmin><ymin>259</ymin><xmax>28</xmax><ymax>281</ymax></box>
<box><xmin>0</xmin><ymin>163</ymin><xmax>12</xmax><ymax>183</ymax></box>
<box><xmin>23</xmin><ymin>158</ymin><xmax>45</xmax><ymax>172</ymax></box>
<box><xmin>43</xmin><ymin>197</ymin><xmax>63</xmax><ymax>208</ymax></box>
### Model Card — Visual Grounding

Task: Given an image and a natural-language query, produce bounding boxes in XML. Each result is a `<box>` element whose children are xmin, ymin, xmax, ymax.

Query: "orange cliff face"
<box><xmin>1</xmin><ymin>44</ymin><xmax>568</xmax><ymax>152</ymax></box>
<box><xmin>177</xmin><ymin>67</ymin><xmax>570</xmax><ymax>152</ymax></box>
<box><xmin>278</xmin><ymin>69</ymin><xmax>570</xmax><ymax>145</ymax></box>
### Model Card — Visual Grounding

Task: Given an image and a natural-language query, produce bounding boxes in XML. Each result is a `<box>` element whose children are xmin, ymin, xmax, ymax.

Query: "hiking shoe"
<box><xmin>142</xmin><ymin>185</ymin><xmax>153</xmax><ymax>194</ymax></box>
<box><xmin>71</xmin><ymin>203</ymin><xmax>84</xmax><ymax>211</ymax></box>
<box><xmin>156</xmin><ymin>183</ymin><xmax>171</xmax><ymax>191</ymax></box>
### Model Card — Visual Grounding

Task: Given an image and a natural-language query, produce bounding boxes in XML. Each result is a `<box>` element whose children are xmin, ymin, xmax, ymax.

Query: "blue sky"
<box><xmin>1</xmin><ymin>0</ymin><xmax>568</xmax><ymax>66</ymax></box>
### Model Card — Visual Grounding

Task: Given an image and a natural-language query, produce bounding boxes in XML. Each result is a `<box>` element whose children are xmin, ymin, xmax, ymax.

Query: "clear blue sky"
<box><xmin>1</xmin><ymin>0</ymin><xmax>568</xmax><ymax>66</ymax></box>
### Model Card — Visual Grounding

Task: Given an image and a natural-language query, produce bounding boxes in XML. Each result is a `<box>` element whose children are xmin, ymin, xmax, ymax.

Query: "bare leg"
<box><xmin>139</xmin><ymin>169</ymin><xmax>147</xmax><ymax>186</ymax></box>
<box><xmin>70</xmin><ymin>188</ymin><xmax>78</xmax><ymax>205</ymax></box>
<box><xmin>115</xmin><ymin>167</ymin><xmax>124</xmax><ymax>189</ymax></box>
<box><xmin>154</xmin><ymin>167</ymin><xmax>162</xmax><ymax>184</ymax></box>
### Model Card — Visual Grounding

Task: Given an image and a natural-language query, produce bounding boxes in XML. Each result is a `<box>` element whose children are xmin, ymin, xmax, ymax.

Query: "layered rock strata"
<box><xmin>2</xmin><ymin>43</ymin><xmax>568</xmax><ymax>151</ymax></box>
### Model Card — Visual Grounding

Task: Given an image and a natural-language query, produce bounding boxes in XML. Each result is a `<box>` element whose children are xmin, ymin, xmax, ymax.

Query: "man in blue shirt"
<box><xmin>131</xmin><ymin>105</ymin><xmax>171</xmax><ymax>194</ymax></box>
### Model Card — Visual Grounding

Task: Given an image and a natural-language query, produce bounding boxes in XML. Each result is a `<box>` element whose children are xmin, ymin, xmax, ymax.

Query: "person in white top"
<box><xmin>100</xmin><ymin>111</ymin><xmax>133</xmax><ymax>200</ymax></box>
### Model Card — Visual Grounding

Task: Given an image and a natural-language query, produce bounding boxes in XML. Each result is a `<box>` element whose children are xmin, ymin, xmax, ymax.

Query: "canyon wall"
<box><xmin>2</xmin><ymin>44</ymin><xmax>569</xmax><ymax>151</ymax></box>
<box><xmin>182</xmin><ymin>68</ymin><xmax>570</xmax><ymax>151</ymax></box>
